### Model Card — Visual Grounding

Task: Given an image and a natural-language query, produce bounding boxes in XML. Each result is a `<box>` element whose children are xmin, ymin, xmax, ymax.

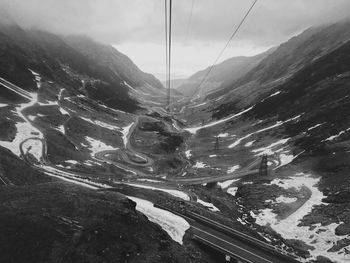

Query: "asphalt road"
<box><xmin>167</xmin><ymin>169</ymin><xmax>261</xmax><ymax>185</ymax></box>
<box><xmin>155</xmin><ymin>204</ymin><xmax>300</xmax><ymax>263</ymax></box>
<box><xmin>192</xmin><ymin>225</ymin><xmax>275</xmax><ymax>263</ymax></box>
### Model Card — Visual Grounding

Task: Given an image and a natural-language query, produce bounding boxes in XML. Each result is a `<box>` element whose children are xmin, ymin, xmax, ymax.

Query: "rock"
<box><xmin>328</xmin><ymin>238</ymin><xmax>350</xmax><ymax>252</ymax></box>
<box><xmin>284</xmin><ymin>239</ymin><xmax>312</xmax><ymax>258</ymax></box>
<box><xmin>335</xmin><ymin>223</ymin><xmax>350</xmax><ymax>236</ymax></box>
<box><xmin>315</xmin><ymin>255</ymin><xmax>333</xmax><ymax>263</ymax></box>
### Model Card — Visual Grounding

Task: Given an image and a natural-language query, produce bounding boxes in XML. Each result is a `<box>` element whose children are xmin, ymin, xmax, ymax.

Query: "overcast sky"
<box><xmin>1</xmin><ymin>0</ymin><xmax>350</xmax><ymax>80</ymax></box>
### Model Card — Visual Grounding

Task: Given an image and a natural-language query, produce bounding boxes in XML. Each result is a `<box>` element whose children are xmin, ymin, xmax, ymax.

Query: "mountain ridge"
<box><xmin>0</xmin><ymin>22</ymin><xmax>166</xmax><ymax>112</ymax></box>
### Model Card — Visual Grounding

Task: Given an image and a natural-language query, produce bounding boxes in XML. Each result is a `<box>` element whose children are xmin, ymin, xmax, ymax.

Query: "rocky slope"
<box><xmin>208</xmin><ymin>19</ymin><xmax>350</xmax><ymax>113</ymax></box>
<box><xmin>0</xmin><ymin>21</ymin><xmax>167</xmax><ymax>112</ymax></box>
<box><xmin>173</xmin><ymin>19</ymin><xmax>350</xmax><ymax>262</ymax></box>
<box><xmin>0</xmin><ymin>20</ymin><xmax>215</xmax><ymax>263</ymax></box>
<box><xmin>175</xmin><ymin>48</ymin><xmax>273</xmax><ymax>99</ymax></box>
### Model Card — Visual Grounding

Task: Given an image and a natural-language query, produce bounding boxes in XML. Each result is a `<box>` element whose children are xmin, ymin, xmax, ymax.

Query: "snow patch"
<box><xmin>323</xmin><ymin>128</ymin><xmax>350</xmax><ymax>142</ymax></box>
<box><xmin>59</xmin><ymin>107</ymin><xmax>69</xmax><ymax>115</ymax></box>
<box><xmin>218</xmin><ymin>179</ymin><xmax>240</xmax><ymax>189</ymax></box>
<box><xmin>85</xmin><ymin>136</ymin><xmax>115</xmax><ymax>156</ymax></box>
<box><xmin>185</xmin><ymin>106</ymin><xmax>254</xmax><ymax>134</ymax></box>
<box><xmin>29</xmin><ymin>69</ymin><xmax>41</xmax><ymax>88</ymax></box>
<box><xmin>265</xmin><ymin>195</ymin><xmax>297</xmax><ymax>204</ymax></box>
<box><xmin>274</xmin><ymin>150</ymin><xmax>304</xmax><ymax>170</ymax></box>
<box><xmin>252</xmin><ymin>138</ymin><xmax>290</xmax><ymax>156</ymax></box>
<box><xmin>229</xmin><ymin>115</ymin><xmax>302</xmax><ymax>148</ymax></box>
<box><xmin>251</xmin><ymin>173</ymin><xmax>350</xmax><ymax>261</ymax></box>
<box><xmin>217</xmin><ymin>133</ymin><xmax>229</xmax><ymax>138</ymax></box>
<box><xmin>56</xmin><ymin>125</ymin><xmax>65</xmax><ymax>134</ymax></box>
<box><xmin>28</xmin><ymin>115</ymin><xmax>36</xmax><ymax>121</ymax></box>
<box><xmin>121</xmin><ymin>122</ymin><xmax>134</xmax><ymax>147</ymax></box>
<box><xmin>197</xmin><ymin>199</ymin><xmax>220</xmax><ymax>212</ymax></box>
<box><xmin>80</xmin><ymin>116</ymin><xmax>121</xmax><ymax>131</ymax></box>
<box><xmin>125</xmin><ymin>183</ymin><xmax>190</xmax><ymax>201</ymax></box>
<box><xmin>307</xmin><ymin>123</ymin><xmax>325</xmax><ymax>131</ymax></box>
<box><xmin>245</xmin><ymin>140</ymin><xmax>255</xmax><ymax>147</ymax></box>
<box><xmin>65</xmin><ymin>160</ymin><xmax>78</xmax><ymax>165</ymax></box>
<box><xmin>193</xmin><ymin>161</ymin><xmax>208</xmax><ymax>169</ymax></box>
<box><xmin>127</xmin><ymin>196</ymin><xmax>190</xmax><ymax>245</ymax></box>
<box><xmin>227</xmin><ymin>187</ymin><xmax>238</xmax><ymax>197</ymax></box>
<box><xmin>227</xmin><ymin>165</ymin><xmax>240</xmax><ymax>174</ymax></box>
<box><xmin>266</xmin><ymin>91</ymin><xmax>281</xmax><ymax>99</ymax></box>
<box><xmin>84</xmin><ymin>160</ymin><xmax>102</xmax><ymax>167</ymax></box>
<box><xmin>0</xmin><ymin>93</ymin><xmax>43</xmax><ymax>156</ymax></box>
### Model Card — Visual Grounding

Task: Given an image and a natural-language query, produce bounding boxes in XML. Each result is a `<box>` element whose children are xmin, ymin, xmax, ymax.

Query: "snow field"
<box><xmin>252</xmin><ymin>173</ymin><xmax>350</xmax><ymax>262</ymax></box>
<box><xmin>0</xmin><ymin>92</ymin><xmax>43</xmax><ymax>156</ymax></box>
<box><xmin>127</xmin><ymin>196</ymin><xmax>190</xmax><ymax>245</ymax></box>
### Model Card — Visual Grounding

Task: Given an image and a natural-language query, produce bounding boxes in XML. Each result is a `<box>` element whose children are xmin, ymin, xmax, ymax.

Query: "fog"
<box><xmin>1</xmin><ymin>0</ymin><xmax>349</xmax><ymax>78</ymax></box>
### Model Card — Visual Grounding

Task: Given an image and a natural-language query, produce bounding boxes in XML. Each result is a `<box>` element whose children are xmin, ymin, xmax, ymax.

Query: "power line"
<box><xmin>168</xmin><ymin>0</ymin><xmax>172</xmax><ymax>107</ymax></box>
<box><xmin>194</xmin><ymin>0</ymin><xmax>258</xmax><ymax>97</ymax></box>
<box><xmin>165</xmin><ymin>0</ymin><xmax>168</xmax><ymax>106</ymax></box>
<box><xmin>164</xmin><ymin>0</ymin><xmax>172</xmax><ymax>108</ymax></box>
<box><xmin>185</xmin><ymin>0</ymin><xmax>195</xmax><ymax>43</ymax></box>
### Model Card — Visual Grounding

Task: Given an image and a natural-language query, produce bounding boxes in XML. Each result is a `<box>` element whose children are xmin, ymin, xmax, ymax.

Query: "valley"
<box><xmin>0</xmin><ymin>17</ymin><xmax>350</xmax><ymax>263</ymax></box>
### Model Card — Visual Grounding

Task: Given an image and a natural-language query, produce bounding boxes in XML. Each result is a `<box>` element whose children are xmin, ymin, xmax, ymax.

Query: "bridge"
<box><xmin>155</xmin><ymin>204</ymin><xmax>300</xmax><ymax>263</ymax></box>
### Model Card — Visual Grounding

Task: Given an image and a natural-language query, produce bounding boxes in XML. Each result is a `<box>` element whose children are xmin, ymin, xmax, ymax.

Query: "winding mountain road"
<box><xmin>1</xmin><ymin>76</ymin><xmax>303</xmax><ymax>263</ymax></box>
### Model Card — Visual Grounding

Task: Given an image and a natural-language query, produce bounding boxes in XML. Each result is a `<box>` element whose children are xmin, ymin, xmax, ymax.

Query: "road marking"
<box><xmin>189</xmin><ymin>211</ymin><xmax>276</xmax><ymax>249</ymax></box>
<box><xmin>192</xmin><ymin>226</ymin><xmax>273</xmax><ymax>263</ymax></box>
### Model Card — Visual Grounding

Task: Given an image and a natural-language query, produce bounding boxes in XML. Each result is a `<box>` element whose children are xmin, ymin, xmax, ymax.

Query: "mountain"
<box><xmin>65</xmin><ymin>36</ymin><xmax>164</xmax><ymax>91</ymax></box>
<box><xmin>209</xmin><ymin>19</ymin><xmax>350</xmax><ymax>114</ymax></box>
<box><xmin>64</xmin><ymin>35</ymin><xmax>171</xmax><ymax>106</ymax></box>
<box><xmin>175</xmin><ymin>48</ymin><xmax>273</xmax><ymax>98</ymax></box>
<box><xmin>170</xmin><ymin>19</ymin><xmax>350</xmax><ymax>262</ymax></box>
<box><xmin>162</xmin><ymin>78</ymin><xmax>186</xmax><ymax>90</ymax></box>
<box><xmin>245</xmin><ymin>37</ymin><xmax>350</xmax><ymax>154</ymax></box>
<box><xmin>0</xmin><ymin>23</ymin><xmax>166</xmax><ymax>112</ymax></box>
<box><xmin>0</xmin><ymin>21</ymin><xmax>207</xmax><ymax>263</ymax></box>
<box><xmin>2</xmin><ymin>14</ymin><xmax>350</xmax><ymax>263</ymax></box>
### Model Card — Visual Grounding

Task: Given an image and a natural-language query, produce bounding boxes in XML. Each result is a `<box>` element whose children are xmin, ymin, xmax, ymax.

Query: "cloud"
<box><xmin>1</xmin><ymin>0</ymin><xmax>350</xmax><ymax>78</ymax></box>
<box><xmin>1</xmin><ymin>0</ymin><xmax>350</xmax><ymax>46</ymax></box>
